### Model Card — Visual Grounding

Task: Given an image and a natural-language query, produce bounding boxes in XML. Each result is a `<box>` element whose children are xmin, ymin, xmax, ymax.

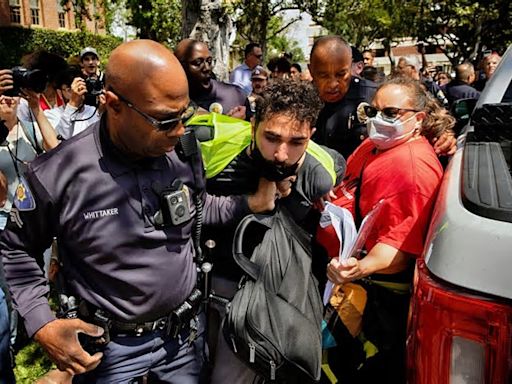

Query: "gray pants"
<box><xmin>73</xmin><ymin>315</ymin><xmax>205</xmax><ymax>384</ymax></box>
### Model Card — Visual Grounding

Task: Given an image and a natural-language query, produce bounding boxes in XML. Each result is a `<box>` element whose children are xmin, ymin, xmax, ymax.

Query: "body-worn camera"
<box><xmin>153</xmin><ymin>180</ymin><xmax>191</xmax><ymax>226</ymax></box>
<box><xmin>84</xmin><ymin>76</ymin><xmax>103</xmax><ymax>106</ymax></box>
<box><xmin>4</xmin><ymin>66</ymin><xmax>47</xmax><ymax>97</ymax></box>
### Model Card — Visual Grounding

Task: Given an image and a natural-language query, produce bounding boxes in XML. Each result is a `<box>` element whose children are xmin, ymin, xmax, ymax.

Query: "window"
<box><xmin>9</xmin><ymin>0</ymin><xmax>21</xmax><ymax>23</ymax></box>
<box><xmin>57</xmin><ymin>0</ymin><xmax>66</xmax><ymax>28</ymax></box>
<box><xmin>30</xmin><ymin>0</ymin><xmax>40</xmax><ymax>25</ymax></box>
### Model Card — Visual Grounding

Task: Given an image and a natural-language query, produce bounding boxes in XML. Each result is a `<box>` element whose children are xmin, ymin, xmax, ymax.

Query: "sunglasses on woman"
<box><xmin>363</xmin><ymin>105</ymin><xmax>419</xmax><ymax>121</ymax></box>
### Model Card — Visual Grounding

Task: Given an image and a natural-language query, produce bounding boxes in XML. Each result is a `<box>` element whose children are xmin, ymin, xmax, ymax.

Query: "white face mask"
<box><xmin>367</xmin><ymin>112</ymin><xmax>418</xmax><ymax>150</ymax></box>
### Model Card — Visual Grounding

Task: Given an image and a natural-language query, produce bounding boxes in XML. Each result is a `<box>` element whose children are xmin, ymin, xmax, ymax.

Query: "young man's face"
<box><xmin>81</xmin><ymin>53</ymin><xmax>99</xmax><ymax>77</ymax></box>
<box><xmin>253</xmin><ymin>113</ymin><xmax>314</xmax><ymax>167</ymax></box>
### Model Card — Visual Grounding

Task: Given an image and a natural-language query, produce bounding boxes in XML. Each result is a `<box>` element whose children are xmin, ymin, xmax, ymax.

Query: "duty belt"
<box><xmin>79</xmin><ymin>288</ymin><xmax>203</xmax><ymax>338</ymax></box>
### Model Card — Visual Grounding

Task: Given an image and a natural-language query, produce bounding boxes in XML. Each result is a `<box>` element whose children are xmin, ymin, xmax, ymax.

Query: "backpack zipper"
<box><xmin>270</xmin><ymin>360</ymin><xmax>276</xmax><ymax>380</ymax></box>
<box><xmin>249</xmin><ymin>342</ymin><xmax>256</xmax><ymax>363</ymax></box>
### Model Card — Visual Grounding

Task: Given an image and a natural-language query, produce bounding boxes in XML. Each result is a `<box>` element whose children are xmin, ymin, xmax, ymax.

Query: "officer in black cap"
<box><xmin>0</xmin><ymin>39</ymin><xmax>276</xmax><ymax>383</ymax></box>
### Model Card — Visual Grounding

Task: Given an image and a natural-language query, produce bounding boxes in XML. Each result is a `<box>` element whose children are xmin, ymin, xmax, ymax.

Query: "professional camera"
<box><xmin>4</xmin><ymin>66</ymin><xmax>47</xmax><ymax>97</ymax></box>
<box><xmin>84</xmin><ymin>76</ymin><xmax>103</xmax><ymax>106</ymax></box>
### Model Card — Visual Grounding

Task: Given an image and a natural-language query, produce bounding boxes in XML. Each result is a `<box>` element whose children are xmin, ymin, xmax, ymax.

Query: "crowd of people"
<box><xmin>0</xmin><ymin>34</ymin><xmax>500</xmax><ymax>384</ymax></box>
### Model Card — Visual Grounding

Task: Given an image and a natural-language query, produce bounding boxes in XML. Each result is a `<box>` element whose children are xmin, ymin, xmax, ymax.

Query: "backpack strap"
<box><xmin>232</xmin><ymin>213</ymin><xmax>273</xmax><ymax>280</ymax></box>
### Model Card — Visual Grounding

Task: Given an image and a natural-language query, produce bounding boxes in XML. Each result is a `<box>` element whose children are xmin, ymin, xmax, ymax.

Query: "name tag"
<box><xmin>83</xmin><ymin>208</ymin><xmax>119</xmax><ymax>220</ymax></box>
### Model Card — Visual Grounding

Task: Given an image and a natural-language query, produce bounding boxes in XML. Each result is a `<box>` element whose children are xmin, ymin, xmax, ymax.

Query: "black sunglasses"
<box><xmin>109</xmin><ymin>88</ymin><xmax>197</xmax><ymax>132</ymax></box>
<box><xmin>364</xmin><ymin>105</ymin><xmax>419</xmax><ymax>121</ymax></box>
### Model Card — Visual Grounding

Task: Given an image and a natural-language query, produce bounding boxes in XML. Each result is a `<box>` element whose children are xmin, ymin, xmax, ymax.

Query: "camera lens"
<box><xmin>176</xmin><ymin>206</ymin><xmax>185</xmax><ymax>217</ymax></box>
<box><xmin>170</xmin><ymin>197</ymin><xmax>178</xmax><ymax>205</ymax></box>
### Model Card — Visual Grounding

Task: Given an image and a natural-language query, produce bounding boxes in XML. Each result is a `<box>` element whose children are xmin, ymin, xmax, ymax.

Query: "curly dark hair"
<box><xmin>254</xmin><ymin>80</ymin><xmax>323</xmax><ymax>128</ymax></box>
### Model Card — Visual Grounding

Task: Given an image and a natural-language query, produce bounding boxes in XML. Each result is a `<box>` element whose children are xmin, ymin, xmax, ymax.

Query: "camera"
<box><xmin>152</xmin><ymin>180</ymin><xmax>191</xmax><ymax>227</ymax></box>
<box><xmin>162</xmin><ymin>188</ymin><xmax>191</xmax><ymax>226</ymax></box>
<box><xmin>4</xmin><ymin>66</ymin><xmax>47</xmax><ymax>97</ymax></box>
<box><xmin>84</xmin><ymin>76</ymin><xmax>103</xmax><ymax>106</ymax></box>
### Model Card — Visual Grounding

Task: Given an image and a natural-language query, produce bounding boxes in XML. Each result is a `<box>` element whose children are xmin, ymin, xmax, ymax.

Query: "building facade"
<box><xmin>0</xmin><ymin>0</ymin><xmax>106</xmax><ymax>34</ymax></box>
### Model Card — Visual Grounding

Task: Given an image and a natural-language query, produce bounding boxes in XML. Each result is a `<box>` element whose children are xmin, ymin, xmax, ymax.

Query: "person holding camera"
<box><xmin>45</xmin><ymin>67</ymin><xmax>104</xmax><ymax>140</ymax></box>
<box><xmin>0</xmin><ymin>40</ymin><xmax>278</xmax><ymax>383</ymax></box>
<box><xmin>0</xmin><ymin>69</ymin><xmax>59</xmax><ymax>384</ymax></box>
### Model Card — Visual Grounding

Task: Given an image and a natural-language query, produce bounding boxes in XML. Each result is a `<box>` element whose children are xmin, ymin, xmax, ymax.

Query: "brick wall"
<box><xmin>0</xmin><ymin>0</ymin><xmax>105</xmax><ymax>34</ymax></box>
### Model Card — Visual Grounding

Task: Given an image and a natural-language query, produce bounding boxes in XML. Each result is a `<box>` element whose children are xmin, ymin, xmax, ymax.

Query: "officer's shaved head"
<box><xmin>310</xmin><ymin>36</ymin><xmax>351</xmax><ymax>61</ymax></box>
<box><xmin>455</xmin><ymin>62</ymin><xmax>475</xmax><ymax>83</ymax></box>
<box><xmin>309</xmin><ymin>35</ymin><xmax>352</xmax><ymax>103</ymax></box>
<box><xmin>104</xmin><ymin>40</ymin><xmax>190</xmax><ymax>159</ymax></box>
<box><xmin>106</xmin><ymin>39</ymin><xmax>188</xmax><ymax>102</ymax></box>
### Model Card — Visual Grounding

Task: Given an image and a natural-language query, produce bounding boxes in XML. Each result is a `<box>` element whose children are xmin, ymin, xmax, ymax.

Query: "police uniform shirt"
<box><xmin>0</xmin><ymin>118</ymin><xmax>250</xmax><ymax>337</ymax></box>
<box><xmin>192</xmin><ymin>79</ymin><xmax>249</xmax><ymax>116</ymax></box>
<box><xmin>314</xmin><ymin>76</ymin><xmax>377</xmax><ymax>158</ymax></box>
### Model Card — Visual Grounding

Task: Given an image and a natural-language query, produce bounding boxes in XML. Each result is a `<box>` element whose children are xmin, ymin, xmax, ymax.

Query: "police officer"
<box><xmin>309</xmin><ymin>36</ymin><xmax>457</xmax><ymax>158</ymax></box>
<box><xmin>0</xmin><ymin>40</ymin><xmax>276</xmax><ymax>383</ymax></box>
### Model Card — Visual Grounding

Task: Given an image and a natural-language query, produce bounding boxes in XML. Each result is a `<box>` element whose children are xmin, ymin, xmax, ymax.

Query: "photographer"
<box><xmin>80</xmin><ymin>47</ymin><xmax>103</xmax><ymax>82</ymax></box>
<box><xmin>46</xmin><ymin>67</ymin><xmax>104</xmax><ymax>139</ymax></box>
<box><xmin>0</xmin><ymin>70</ymin><xmax>58</xmax><ymax>384</ymax></box>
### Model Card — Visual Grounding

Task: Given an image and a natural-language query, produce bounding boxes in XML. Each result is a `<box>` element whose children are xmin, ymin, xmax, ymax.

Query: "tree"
<box><xmin>123</xmin><ymin>0</ymin><xmax>181</xmax><ymax>46</ymax></box>
<box><xmin>181</xmin><ymin>0</ymin><xmax>234</xmax><ymax>81</ymax></box>
<box><xmin>415</xmin><ymin>0</ymin><xmax>512</xmax><ymax>65</ymax></box>
<box><xmin>231</xmin><ymin>0</ymin><xmax>305</xmax><ymax>58</ymax></box>
<box><xmin>301</xmin><ymin>0</ymin><xmax>418</xmax><ymax>65</ymax></box>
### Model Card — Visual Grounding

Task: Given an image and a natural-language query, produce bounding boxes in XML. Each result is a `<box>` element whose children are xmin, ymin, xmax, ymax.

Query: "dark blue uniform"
<box><xmin>445</xmin><ymin>81</ymin><xmax>480</xmax><ymax>106</ymax></box>
<box><xmin>314</xmin><ymin>77</ymin><xmax>377</xmax><ymax>158</ymax></box>
<box><xmin>0</xmin><ymin>118</ymin><xmax>250</xmax><ymax>382</ymax></box>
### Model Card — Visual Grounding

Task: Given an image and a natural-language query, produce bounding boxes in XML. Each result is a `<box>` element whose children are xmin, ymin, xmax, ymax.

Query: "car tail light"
<box><xmin>407</xmin><ymin>259</ymin><xmax>512</xmax><ymax>384</ymax></box>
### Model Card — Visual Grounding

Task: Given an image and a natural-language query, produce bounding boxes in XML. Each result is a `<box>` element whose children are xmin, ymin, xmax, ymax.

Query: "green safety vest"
<box><xmin>186</xmin><ymin>113</ymin><xmax>337</xmax><ymax>184</ymax></box>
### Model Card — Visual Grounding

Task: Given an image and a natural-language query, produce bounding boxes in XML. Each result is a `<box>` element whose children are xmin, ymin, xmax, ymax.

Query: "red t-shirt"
<box><xmin>317</xmin><ymin>137</ymin><xmax>443</xmax><ymax>259</ymax></box>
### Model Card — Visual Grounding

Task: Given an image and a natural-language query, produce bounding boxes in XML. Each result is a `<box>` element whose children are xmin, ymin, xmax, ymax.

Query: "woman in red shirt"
<box><xmin>319</xmin><ymin>76</ymin><xmax>455</xmax><ymax>383</ymax></box>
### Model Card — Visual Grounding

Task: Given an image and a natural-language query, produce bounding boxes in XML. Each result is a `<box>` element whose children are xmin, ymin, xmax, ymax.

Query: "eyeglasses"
<box><xmin>109</xmin><ymin>88</ymin><xmax>197</xmax><ymax>132</ymax></box>
<box><xmin>189</xmin><ymin>57</ymin><xmax>213</xmax><ymax>68</ymax></box>
<box><xmin>363</xmin><ymin>105</ymin><xmax>419</xmax><ymax>121</ymax></box>
<box><xmin>252</xmin><ymin>53</ymin><xmax>263</xmax><ymax>59</ymax></box>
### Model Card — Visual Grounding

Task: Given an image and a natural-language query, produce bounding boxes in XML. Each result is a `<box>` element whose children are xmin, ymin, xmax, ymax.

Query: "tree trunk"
<box><xmin>181</xmin><ymin>0</ymin><xmax>234</xmax><ymax>81</ymax></box>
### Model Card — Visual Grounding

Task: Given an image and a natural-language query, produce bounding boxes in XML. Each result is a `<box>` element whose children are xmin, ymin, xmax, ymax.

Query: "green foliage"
<box><xmin>14</xmin><ymin>342</ymin><xmax>54</xmax><ymax>383</ymax></box>
<box><xmin>124</xmin><ymin>0</ymin><xmax>182</xmax><ymax>47</ymax></box>
<box><xmin>417</xmin><ymin>0</ymin><xmax>512</xmax><ymax>64</ymax></box>
<box><xmin>0</xmin><ymin>26</ymin><xmax>122</xmax><ymax>68</ymax></box>
<box><xmin>231</xmin><ymin>1</ymin><xmax>306</xmax><ymax>62</ymax></box>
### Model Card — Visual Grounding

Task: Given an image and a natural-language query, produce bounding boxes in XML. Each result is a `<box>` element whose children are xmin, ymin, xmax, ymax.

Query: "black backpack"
<box><xmin>223</xmin><ymin>207</ymin><xmax>323</xmax><ymax>383</ymax></box>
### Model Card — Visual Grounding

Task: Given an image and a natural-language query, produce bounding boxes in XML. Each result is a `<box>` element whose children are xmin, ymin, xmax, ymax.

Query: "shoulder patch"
<box><xmin>13</xmin><ymin>176</ymin><xmax>36</xmax><ymax>211</ymax></box>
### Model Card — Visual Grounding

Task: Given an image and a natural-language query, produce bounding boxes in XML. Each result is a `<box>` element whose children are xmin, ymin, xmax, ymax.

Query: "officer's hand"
<box><xmin>34</xmin><ymin>318</ymin><xmax>104</xmax><ymax>376</ymax></box>
<box><xmin>276</xmin><ymin>175</ymin><xmax>296</xmax><ymax>199</ymax></box>
<box><xmin>432</xmin><ymin>130</ymin><xmax>456</xmax><ymax>156</ymax></box>
<box><xmin>0</xmin><ymin>69</ymin><xmax>13</xmax><ymax>95</ymax></box>
<box><xmin>248</xmin><ymin>177</ymin><xmax>277</xmax><ymax>213</ymax></box>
